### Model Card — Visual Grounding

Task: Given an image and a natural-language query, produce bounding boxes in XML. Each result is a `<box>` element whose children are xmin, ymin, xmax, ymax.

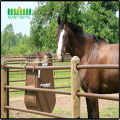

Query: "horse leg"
<box><xmin>86</xmin><ymin>97</ymin><xmax>93</xmax><ymax>118</ymax></box>
<box><xmin>88</xmin><ymin>97</ymin><xmax>99</xmax><ymax>118</ymax></box>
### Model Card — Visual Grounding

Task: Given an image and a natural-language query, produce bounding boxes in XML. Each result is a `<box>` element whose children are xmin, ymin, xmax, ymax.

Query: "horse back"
<box><xmin>44</xmin><ymin>51</ymin><xmax>53</xmax><ymax>58</ymax></box>
<box><xmin>99</xmin><ymin>43</ymin><xmax>119</xmax><ymax>64</ymax></box>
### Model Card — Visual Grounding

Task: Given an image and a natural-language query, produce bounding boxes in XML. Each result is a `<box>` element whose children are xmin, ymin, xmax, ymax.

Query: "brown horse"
<box><xmin>28</xmin><ymin>51</ymin><xmax>52</xmax><ymax>62</ymax></box>
<box><xmin>56</xmin><ymin>16</ymin><xmax>119</xmax><ymax>118</ymax></box>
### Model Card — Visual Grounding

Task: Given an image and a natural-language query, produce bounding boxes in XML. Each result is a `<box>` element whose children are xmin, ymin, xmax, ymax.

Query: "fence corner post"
<box><xmin>71</xmin><ymin>56</ymin><xmax>80</xmax><ymax>118</ymax></box>
<box><xmin>1</xmin><ymin>58</ymin><xmax>8</xmax><ymax>118</ymax></box>
<box><xmin>21</xmin><ymin>54</ymin><xmax>23</xmax><ymax>79</ymax></box>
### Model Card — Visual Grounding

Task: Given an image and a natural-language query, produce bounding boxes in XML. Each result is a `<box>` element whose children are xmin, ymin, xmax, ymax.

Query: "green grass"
<box><xmin>10</xmin><ymin>116</ymin><xmax>14</xmax><ymax>118</ymax></box>
<box><xmin>52</xmin><ymin>109</ymin><xmax>71</xmax><ymax>116</ymax></box>
<box><xmin>100</xmin><ymin>105</ymin><xmax>119</xmax><ymax>118</ymax></box>
<box><xmin>9</xmin><ymin>109</ymin><xmax>71</xmax><ymax>118</ymax></box>
<box><xmin>54</xmin><ymin>61</ymin><xmax>71</xmax><ymax>66</ymax></box>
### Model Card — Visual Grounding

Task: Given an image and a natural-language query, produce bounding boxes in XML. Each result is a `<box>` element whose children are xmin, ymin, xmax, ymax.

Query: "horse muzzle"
<box><xmin>57</xmin><ymin>53</ymin><xmax>64</xmax><ymax>62</ymax></box>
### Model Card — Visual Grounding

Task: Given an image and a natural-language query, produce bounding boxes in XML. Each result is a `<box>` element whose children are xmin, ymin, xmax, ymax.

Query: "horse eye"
<box><xmin>65</xmin><ymin>34</ymin><xmax>67</xmax><ymax>38</ymax></box>
<box><xmin>56</xmin><ymin>34</ymin><xmax>57</xmax><ymax>36</ymax></box>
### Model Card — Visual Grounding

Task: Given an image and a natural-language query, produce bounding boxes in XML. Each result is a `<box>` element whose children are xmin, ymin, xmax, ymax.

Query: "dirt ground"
<box><xmin>9</xmin><ymin>93</ymin><xmax>119</xmax><ymax>118</ymax></box>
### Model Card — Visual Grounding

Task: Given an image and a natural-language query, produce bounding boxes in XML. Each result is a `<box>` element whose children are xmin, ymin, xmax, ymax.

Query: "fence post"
<box><xmin>1</xmin><ymin>58</ymin><xmax>8</xmax><ymax>118</ymax></box>
<box><xmin>71</xmin><ymin>56</ymin><xmax>80</xmax><ymax>118</ymax></box>
<box><xmin>55</xmin><ymin>53</ymin><xmax>57</xmax><ymax>66</ymax></box>
<box><xmin>52</xmin><ymin>53</ymin><xmax>54</xmax><ymax>76</ymax></box>
<box><xmin>27</xmin><ymin>53</ymin><xmax>28</xmax><ymax>60</ymax></box>
<box><xmin>20</xmin><ymin>54</ymin><xmax>22</xmax><ymax>79</ymax></box>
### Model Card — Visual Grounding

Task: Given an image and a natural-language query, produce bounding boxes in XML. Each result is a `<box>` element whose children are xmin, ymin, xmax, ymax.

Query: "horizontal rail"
<box><xmin>9</xmin><ymin>70</ymin><xmax>71</xmax><ymax>72</ymax></box>
<box><xmin>9</xmin><ymin>90</ymin><xmax>24</xmax><ymax>92</ymax></box>
<box><xmin>4</xmin><ymin>56</ymin><xmax>44</xmax><ymax>58</ymax></box>
<box><xmin>55</xmin><ymin>86</ymin><xmax>71</xmax><ymax>89</ymax></box>
<box><xmin>6</xmin><ymin>57</ymin><xmax>71</xmax><ymax>62</ymax></box>
<box><xmin>6</xmin><ymin>58</ymin><xmax>53</xmax><ymax>62</ymax></box>
<box><xmin>5</xmin><ymin>85</ymin><xmax>119</xmax><ymax>101</ymax></box>
<box><xmin>4</xmin><ymin>65</ymin><xmax>71</xmax><ymax>70</ymax></box>
<box><xmin>9</xmin><ymin>77</ymin><xmax>71</xmax><ymax>82</ymax></box>
<box><xmin>9</xmin><ymin>69</ymin><xmax>25</xmax><ymax>72</ymax></box>
<box><xmin>7</xmin><ymin>59</ymin><xmax>32</xmax><ymax>62</ymax></box>
<box><xmin>54</xmin><ymin>77</ymin><xmax>71</xmax><ymax>79</ymax></box>
<box><xmin>4</xmin><ymin>64</ymin><xmax>119</xmax><ymax>70</ymax></box>
<box><xmin>54</xmin><ymin>71</ymin><xmax>71</xmax><ymax>73</ymax></box>
<box><xmin>9</xmin><ymin>80</ymin><xmax>26</xmax><ymax>82</ymax></box>
<box><xmin>3</xmin><ymin>56</ymin><xmax>53</xmax><ymax>58</ymax></box>
<box><xmin>9</xmin><ymin>86</ymin><xmax>71</xmax><ymax>92</ymax></box>
<box><xmin>7</xmin><ymin>61</ymin><xmax>71</xmax><ymax>64</ymax></box>
<box><xmin>77</xmin><ymin>64</ymin><xmax>119</xmax><ymax>69</ymax></box>
<box><xmin>4</xmin><ymin>106</ymin><xmax>71</xmax><ymax>118</ymax></box>
<box><xmin>2</xmin><ymin>56</ymin><xmax>26</xmax><ymax>58</ymax></box>
<box><xmin>4</xmin><ymin>85</ymin><xmax>71</xmax><ymax>95</ymax></box>
<box><xmin>77</xmin><ymin>92</ymin><xmax>119</xmax><ymax>101</ymax></box>
<box><xmin>55</xmin><ymin>60</ymin><xmax>71</xmax><ymax>63</ymax></box>
<box><xmin>9</xmin><ymin>73</ymin><xmax>26</xmax><ymax>75</ymax></box>
<box><xmin>7</xmin><ymin>62</ymin><xmax>26</xmax><ymax>64</ymax></box>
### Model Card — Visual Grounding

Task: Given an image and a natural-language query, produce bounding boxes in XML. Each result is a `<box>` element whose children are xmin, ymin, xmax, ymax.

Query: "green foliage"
<box><xmin>18</xmin><ymin>44</ymin><xmax>26</xmax><ymax>54</ymax></box>
<box><xmin>1</xmin><ymin>23</ymin><xmax>35</xmax><ymax>55</ymax></box>
<box><xmin>83</xmin><ymin>1</ymin><xmax>119</xmax><ymax>43</ymax></box>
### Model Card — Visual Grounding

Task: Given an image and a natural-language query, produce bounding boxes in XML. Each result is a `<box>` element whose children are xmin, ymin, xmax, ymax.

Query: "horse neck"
<box><xmin>68</xmin><ymin>29</ymin><xmax>85</xmax><ymax>58</ymax></box>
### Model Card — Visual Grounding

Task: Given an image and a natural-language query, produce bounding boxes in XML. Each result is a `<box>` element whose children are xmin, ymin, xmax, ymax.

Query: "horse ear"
<box><xmin>58</xmin><ymin>15</ymin><xmax>61</xmax><ymax>25</ymax></box>
<box><xmin>64</xmin><ymin>15</ymin><xmax>67</xmax><ymax>26</ymax></box>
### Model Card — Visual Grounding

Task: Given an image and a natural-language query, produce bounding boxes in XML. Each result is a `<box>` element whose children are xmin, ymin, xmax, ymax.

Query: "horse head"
<box><xmin>56</xmin><ymin>16</ymin><xmax>70</xmax><ymax>62</ymax></box>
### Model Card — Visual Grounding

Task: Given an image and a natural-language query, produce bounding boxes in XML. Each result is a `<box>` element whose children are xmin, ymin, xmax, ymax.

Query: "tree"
<box><xmin>18</xmin><ymin>44</ymin><xmax>26</xmax><ymax>54</ymax></box>
<box><xmin>1</xmin><ymin>23</ymin><xmax>15</xmax><ymax>54</ymax></box>
<box><xmin>83</xmin><ymin>1</ymin><xmax>119</xmax><ymax>43</ymax></box>
<box><xmin>16</xmin><ymin>32</ymin><xmax>23</xmax><ymax>40</ymax></box>
<box><xmin>1</xmin><ymin>23</ymin><xmax>31</xmax><ymax>55</ymax></box>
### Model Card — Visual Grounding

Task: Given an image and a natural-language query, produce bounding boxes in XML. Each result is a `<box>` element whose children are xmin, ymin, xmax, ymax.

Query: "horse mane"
<box><xmin>58</xmin><ymin>20</ymin><xmax>106</xmax><ymax>44</ymax></box>
<box><xmin>44</xmin><ymin>51</ymin><xmax>52</xmax><ymax>58</ymax></box>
